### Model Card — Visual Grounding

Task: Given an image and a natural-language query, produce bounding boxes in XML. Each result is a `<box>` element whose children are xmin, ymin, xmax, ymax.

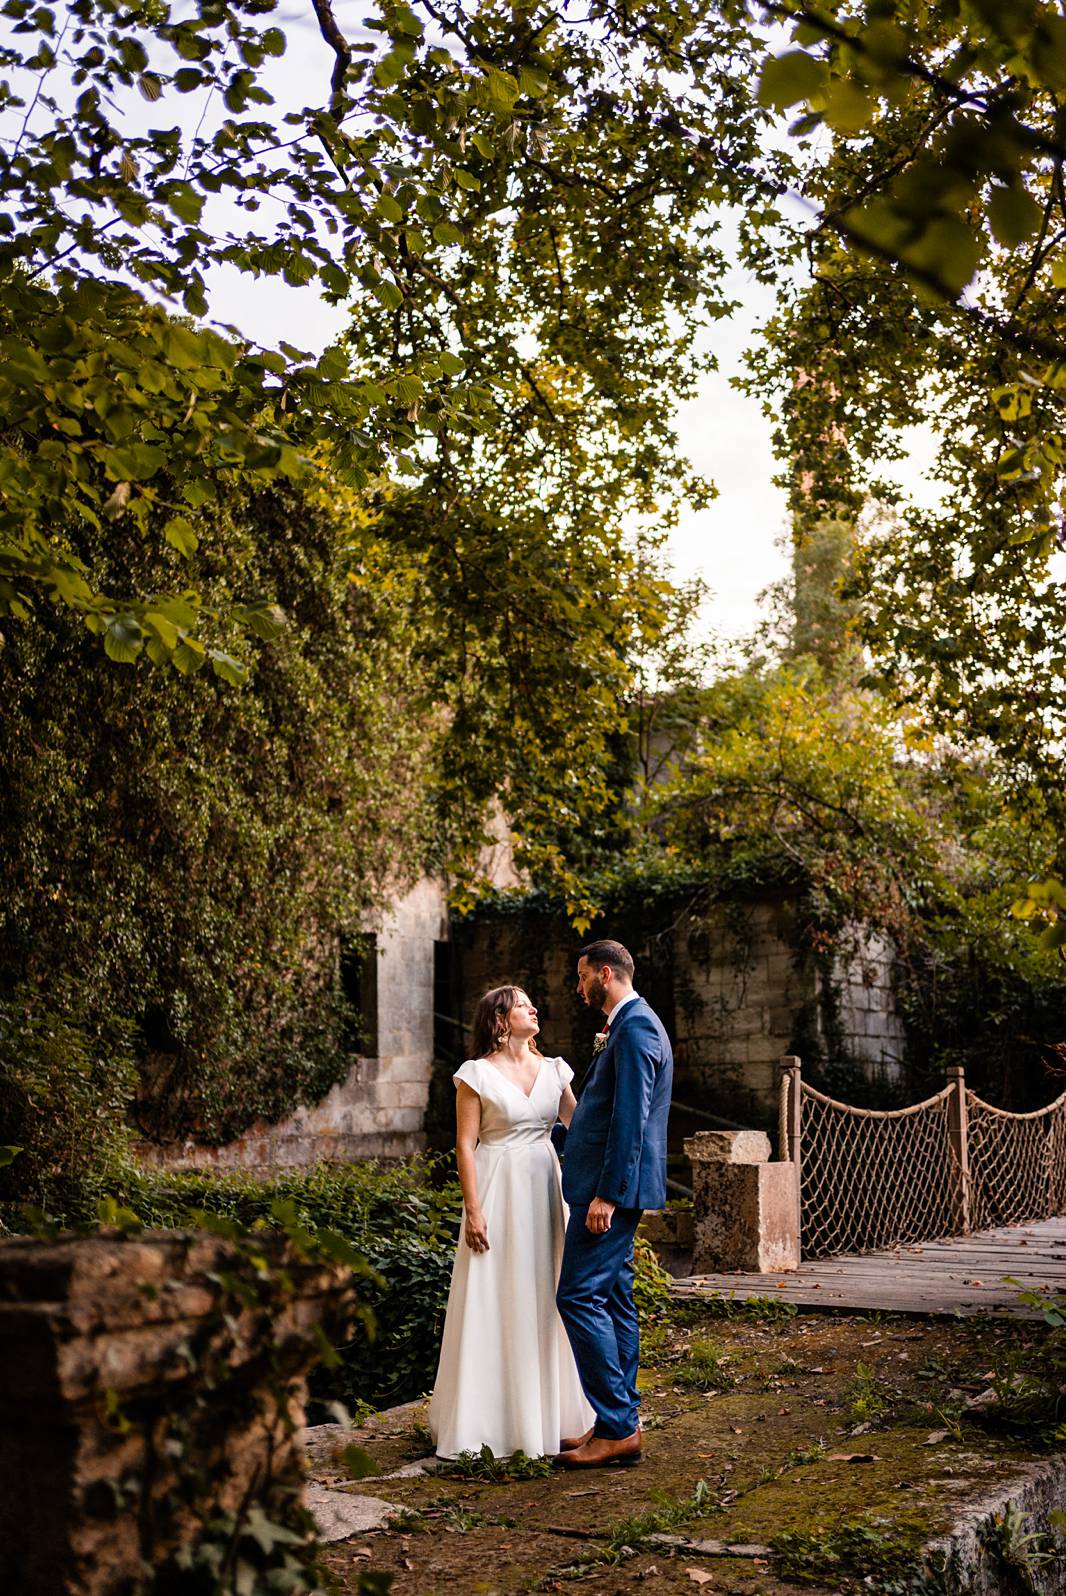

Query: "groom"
<box><xmin>555</xmin><ymin>939</ymin><xmax>673</xmax><ymax>1468</ymax></box>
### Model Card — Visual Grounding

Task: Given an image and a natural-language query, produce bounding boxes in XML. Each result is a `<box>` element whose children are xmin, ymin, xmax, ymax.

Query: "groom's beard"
<box><xmin>586</xmin><ymin>976</ymin><xmax>607</xmax><ymax>1010</ymax></box>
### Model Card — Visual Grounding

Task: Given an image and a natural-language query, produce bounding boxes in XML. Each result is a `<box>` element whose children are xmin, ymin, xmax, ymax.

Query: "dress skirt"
<box><xmin>428</xmin><ymin>1131</ymin><xmax>595</xmax><ymax>1459</ymax></box>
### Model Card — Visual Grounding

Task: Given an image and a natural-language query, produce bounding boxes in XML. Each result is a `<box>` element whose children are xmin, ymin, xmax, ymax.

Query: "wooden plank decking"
<box><xmin>673</xmin><ymin>1215</ymin><xmax>1066</xmax><ymax>1319</ymax></box>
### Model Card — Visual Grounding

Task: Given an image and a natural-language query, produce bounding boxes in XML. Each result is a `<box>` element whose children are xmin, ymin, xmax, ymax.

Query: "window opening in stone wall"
<box><xmin>340</xmin><ymin>934</ymin><xmax>379</xmax><ymax>1058</ymax></box>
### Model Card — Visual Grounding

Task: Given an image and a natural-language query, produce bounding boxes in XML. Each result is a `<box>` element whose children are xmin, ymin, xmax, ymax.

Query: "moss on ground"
<box><xmin>315</xmin><ymin>1303</ymin><xmax>1060</xmax><ymax>1595</ymax></box>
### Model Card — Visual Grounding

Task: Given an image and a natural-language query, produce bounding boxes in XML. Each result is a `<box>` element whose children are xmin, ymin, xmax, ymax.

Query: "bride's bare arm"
<box><xmin>558</xmin><ymin>1086</ymin><xmax>578</xmax><ymax>1128</ymax></box>
<box><xmin>455</xmin><ymin>1081</ymin><xmax>489</xmax><ymax>1253</ymax></box>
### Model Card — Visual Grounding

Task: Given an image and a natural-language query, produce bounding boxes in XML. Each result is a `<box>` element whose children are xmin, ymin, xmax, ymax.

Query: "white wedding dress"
<box><xmin>428</xmin><ymin>1055</ymin><xmax>595</xmax><ymax>1459</ymax></box>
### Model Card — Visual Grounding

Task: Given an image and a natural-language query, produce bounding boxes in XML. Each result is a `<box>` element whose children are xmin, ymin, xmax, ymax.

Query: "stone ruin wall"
<box><xmin>138</xmin><ymin>876</ymin><xmax>447</xmax><ymax>1173</ymax></box>
<box><xmin>139</xmin><ymin>882</ymin><xmax>908</xmax><ymax>1173</ymax></box>
<box><xmin>451</xmin><ymin>895</ymin><xmax>907</xmax><ymax>1134</ymax></box>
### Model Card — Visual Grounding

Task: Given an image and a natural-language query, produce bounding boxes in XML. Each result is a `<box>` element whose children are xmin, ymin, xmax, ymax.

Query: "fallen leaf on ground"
<box><xmin>686</xmin><ymin>1570</ymin><xmax>714</xmax><ymax>1585</ymax></box>
<box><xmin>827</xmin><ymin>1452</ymin><xmax>880</xmax><ymax>1463</ymax></box>
<box><xmin>924</xmin><ymin>1430</ymin><xmax>950</xmax><ymax>1445</ymax></box>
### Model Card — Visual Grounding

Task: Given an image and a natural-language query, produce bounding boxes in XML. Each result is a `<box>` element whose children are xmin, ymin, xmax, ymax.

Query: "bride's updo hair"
<box><xmin>470</xmin><ymin>984</ymin><xmax>540</xmax><ymax>1060</ymax></box>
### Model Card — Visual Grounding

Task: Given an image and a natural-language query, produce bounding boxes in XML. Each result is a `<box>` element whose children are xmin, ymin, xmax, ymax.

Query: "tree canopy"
<box><xmin>738</xmin><ymin>0</ymin><xmax>1066</xmax><ymax>946</ymax></box>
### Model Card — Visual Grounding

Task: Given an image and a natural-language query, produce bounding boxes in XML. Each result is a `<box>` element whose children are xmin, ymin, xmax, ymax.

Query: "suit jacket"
<box><xmin>561</xmin><ymin>996</ymin><xmax>673</xmax><ymax>1210</ymax></box>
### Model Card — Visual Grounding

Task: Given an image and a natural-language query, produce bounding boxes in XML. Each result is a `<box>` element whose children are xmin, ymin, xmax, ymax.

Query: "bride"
<box><xmin>428</xmin><ymin>984</ymin><xmax>595</xmax><ymax>1459</ymax></box>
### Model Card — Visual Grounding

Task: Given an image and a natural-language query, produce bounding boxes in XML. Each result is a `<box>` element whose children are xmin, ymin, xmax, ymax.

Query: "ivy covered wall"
<box><xmin>0</xmin><ymin>483</ymin><xmax>431</xmax><ymax>1205</ymax></box>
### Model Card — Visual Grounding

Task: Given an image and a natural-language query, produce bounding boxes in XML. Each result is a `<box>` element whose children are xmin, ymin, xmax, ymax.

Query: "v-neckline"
<box><xmin>482</xmin><ymin>1056</ymin><xmax>545</xmax><ymax>1102</ymax></box>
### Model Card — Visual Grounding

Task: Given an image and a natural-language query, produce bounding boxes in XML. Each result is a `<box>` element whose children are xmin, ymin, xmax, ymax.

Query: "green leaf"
<box><xmin>518</xmin><ymin>65</ymin><xmax>549</xmax><ymax>99</ymax></box>
<box><xmin>232</xmin><ymin>601</ymin><xmax>286</xmax><ymax>641</ymax></box>
<box><xmin>482</xmin><ymin>65</ymin><xmax>520</xmax><ymax>114</ymax></box>
<box><xmin>210</xmin><ymin>650</ymin><xmax>249</xmax><ymax>686</ymax></box>
<box><xmin>0</xmin><ymin>1146</ymin><xmax>22</xmax><ymax>1168</ymax></box>
<box><xmin>143</xmin><ymin>610</ymin><xmax>180</xmax><ymax>650</ymax></box>
<box><xmin>163</xmin><ymin>182</ymin><xmax>204</xmax><ymax>225</ymax></box>
<box><xmin>372</xmin><ymin>280</ymin><xmax>404</xmax><ymax>311</ymax></box>
<box><xmin>106</xmin><ymin>444</ymin><xmax>165</xmax><ymax>482</ymax></box>
<box><xmin>164</xmin><ymin>515</ymin><xmax>199</xmax><ymax>557</ymax></box>
<box><xmin>341</xmin><ymin>1444</ymin><xmax>381</xmax><ymax>1480</ymax></box>
<box><xmin>988</xmin><ymin>183</ymin><xmax>1043</xmax><ymax>249</ymax></box>
<box><xmin>172</xmin><ymin>639</ymin><xmax>207</xmax><ymax>675</ymax></box>
<box><xmin>375</xmin><ymin>192</ymin><xmax>404</xmax><ymax>225</ymax></box>
<box><xmin>822</xmin><ymin>77</ymin><xmax>872</xmax><ymax>135</ymax></box>
<box><xmin>758</xmin><ymin>50</ymin><xmax>828</xmax><ymax>111</ymax></box>
<box><xmin>138</xmin><ymin>73</ymin><xmax>163</xmax><ymax>102</ymax></box>
<box><xmin>104</xmin><ymin>615</ymin><xmax>144</xmax><ymax>664</ymax></box>
<box><xmin>432</xmin><ymin>221</ymin><xmax>463</xmax><ymax>247</ymax></box>
<box><xmin>374</xmin><ymin>48</ymin><xmax>410</xmax><ymax>89</ymax></box>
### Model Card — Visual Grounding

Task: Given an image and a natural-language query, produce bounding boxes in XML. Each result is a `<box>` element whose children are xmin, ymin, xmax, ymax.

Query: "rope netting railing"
<box><xmin>967</xmin><ymin>1088</ymin><xmax>1066</xmax><ymax>1230</ymax></box>
<box><xmin>777</xmin><ymin>1058</ymin><xmax>1066</xmax><ymax>1259</ymax></box>
<box><xmin>796</xmin><ymin>1080</ymin><xmax>965</xmax><ymax>1258</ymax></box>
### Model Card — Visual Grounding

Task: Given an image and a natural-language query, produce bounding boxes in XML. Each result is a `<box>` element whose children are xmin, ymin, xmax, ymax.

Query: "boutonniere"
<box><xmin>592</xmin><ymin>1030</ymin><xmax>610</xmax><ymax>1056</ymax></box>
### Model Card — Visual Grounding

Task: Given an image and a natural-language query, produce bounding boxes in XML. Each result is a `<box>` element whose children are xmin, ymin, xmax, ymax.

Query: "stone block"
<box><xmin>367</xmin><ymin>1077</ymin><xmax>430</xmax><ymax>1110</ymax></box>
<box><xmin>688</xmin><ymin>1161</ymin><xmax>799</xmax><ymax>1274</ymax></box>
<box><xmin>639</xmin><ymin>1208</ymin><xmax>695</xmax><ymax>1249</ymax></box>
<box><xmin>0</xmin><ymin>1233</ymin><xmax>354</xmax><ymax>1595</ymax></box>
<box><xmin>684</xmin><ymin>1130</ymin><xmax>771</xmax><ymax>1165</ymax></box>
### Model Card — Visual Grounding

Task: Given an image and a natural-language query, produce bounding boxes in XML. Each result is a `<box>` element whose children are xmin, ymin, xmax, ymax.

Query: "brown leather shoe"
<box><xmin>558</xmin><ymin>1425</ymin><xmax>595</xmax><ymax>1452</ymax></box>
<box><xmin>555</xmin><ymin>1429</ymin><xmax>642</xmax><ymax>1469</ymax></box>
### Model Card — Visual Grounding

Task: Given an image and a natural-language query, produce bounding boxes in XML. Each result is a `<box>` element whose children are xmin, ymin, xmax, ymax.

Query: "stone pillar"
<box><xmin>685</xmin><ymin>1130</ymin><xmax>800</xmax><ymax>1274</ymax></box>
<box><xmin>0</xmin><ymin>1231</ymin><xmax>355</xmax><ymax>1595</ymax></box>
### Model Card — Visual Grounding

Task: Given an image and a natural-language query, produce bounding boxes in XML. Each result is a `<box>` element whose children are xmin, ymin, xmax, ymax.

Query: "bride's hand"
<box><xmin>465</xmin><ymin>1210</ymin><xmax>489</xmax><ymax>1253</ymax></box>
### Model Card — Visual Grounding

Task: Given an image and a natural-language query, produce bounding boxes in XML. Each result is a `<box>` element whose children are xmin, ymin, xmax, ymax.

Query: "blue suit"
<box><xmin>556</xmin><ymin>996</ymin><xmax>673</xmax><ymax>1440</ymax></box>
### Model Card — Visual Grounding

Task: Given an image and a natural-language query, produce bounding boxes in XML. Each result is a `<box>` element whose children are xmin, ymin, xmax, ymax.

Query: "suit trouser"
<box><xmin>556</xmin><ymin>1205</ymin><xmax>643</xmax><ymax>1440</ymax></box>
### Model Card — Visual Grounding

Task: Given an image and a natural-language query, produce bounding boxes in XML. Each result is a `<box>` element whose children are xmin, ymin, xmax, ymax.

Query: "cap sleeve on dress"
<box><xmin>452</xmin><ymin>1060</ymin><xmax>482</xmax><ymax>1094</ymax></box>
<box><xmin>554</xmin><ymin>1057</ymin><xmax>574</xmax><ymax>1090</ymax></box>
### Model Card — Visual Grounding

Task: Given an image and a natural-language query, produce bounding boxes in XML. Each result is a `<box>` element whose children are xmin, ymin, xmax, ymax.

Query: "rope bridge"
<box><xmin>777</xmin><ymin>1058</ymin><xmax>1066</xmax><ymax>1259</ymax></box>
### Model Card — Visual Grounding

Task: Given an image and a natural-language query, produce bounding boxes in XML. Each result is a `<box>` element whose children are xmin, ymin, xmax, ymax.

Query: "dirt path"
<box><xmin>308</xmin><ymin>1300</ymin><xmax>1059</xmax><ymax>1594</ymax></box>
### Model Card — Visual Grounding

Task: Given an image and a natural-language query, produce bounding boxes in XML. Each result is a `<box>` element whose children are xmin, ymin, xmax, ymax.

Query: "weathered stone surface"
<box><xmin>0</xmin><ymin>1232</ymin><xmax>354</xmax><ymax>1595</ymax></box>
<box><xmin>689</xmin><ymin>1161</ymin><xmax>799</xmax><ymax>1273</ymax></box>
<box><xmin>305</xmin><ymin>1485</ymin><xmax>399</xmax><ymax>1541</ymax></box>
<box><xmin>684</xmin><ymin>1130</ymin><xmax>771</xmax><ymax>1165</ymax></box>
<box><xmin>639</xmin><ymin>1208</ymin><xmax>695</xmax><ymax>1248</ymax></box>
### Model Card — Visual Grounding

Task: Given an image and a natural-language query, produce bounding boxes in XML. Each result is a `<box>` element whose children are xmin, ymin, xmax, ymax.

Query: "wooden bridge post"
<box><xmin>779</xmin><ymin>1056</ymin><xmax>803</xmax><ymax>1250</ymax></box>
<box><xmin>946</xmin><ymin>1064</ymin><xmax>971</xmax><ymax>1234</ymax></box>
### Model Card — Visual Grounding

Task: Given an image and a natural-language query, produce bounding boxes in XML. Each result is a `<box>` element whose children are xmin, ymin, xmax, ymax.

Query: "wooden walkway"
<box><xmin>673</xmin><ymin>1216</ymin><xmax>1066</xmax><ymax>1319</ymax></box>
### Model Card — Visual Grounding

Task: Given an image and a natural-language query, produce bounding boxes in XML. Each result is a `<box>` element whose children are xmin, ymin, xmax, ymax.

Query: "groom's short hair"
<box><xmin>579</xmin><ymin>939</ymin><xmax>635</xmax><ymax>980</ymax></box>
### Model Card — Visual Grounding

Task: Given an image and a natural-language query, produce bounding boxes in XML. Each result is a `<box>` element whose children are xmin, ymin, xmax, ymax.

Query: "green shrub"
<box><xmin>25</xmin><ymin>1158</ymin><xmax>462</xmax><ymax>1410</ymax></box>
<box><xmin>632</xmin><ymin>1232</ymin><xmax>673</xmax><ymax>1321</ymax></box>
<box><xmin>0</xmin><ymin>987</ymin><xmax>137</xmax><ymax>1220</ymax></box>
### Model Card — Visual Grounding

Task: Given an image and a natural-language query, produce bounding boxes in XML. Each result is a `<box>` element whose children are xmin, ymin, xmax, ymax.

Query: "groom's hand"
<box><xmin>586</xmin><ymin>1197</ymin><xmax>615</xmax><ymax>1235</ymax></box>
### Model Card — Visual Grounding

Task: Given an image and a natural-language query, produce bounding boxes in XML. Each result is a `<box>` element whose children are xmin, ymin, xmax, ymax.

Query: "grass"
<box><xmin>845</xmin><ymin>1360</ymin><xmax>891</xmax><ymax>1425</ymax></box>
<box><xmin>673</xmin><ymin>1336</ymin><xmax>736</xmax><ymax>1392</ymax></box>
<box><xmin>529</xmin><ymin>1480</ymin><xmax>720</xmax><ymax>1586</ymax></box>
<box><xmin>769</xmin><ymin>1518</ymin><xmax>934</xmax><ymax>1590</ymax></box>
